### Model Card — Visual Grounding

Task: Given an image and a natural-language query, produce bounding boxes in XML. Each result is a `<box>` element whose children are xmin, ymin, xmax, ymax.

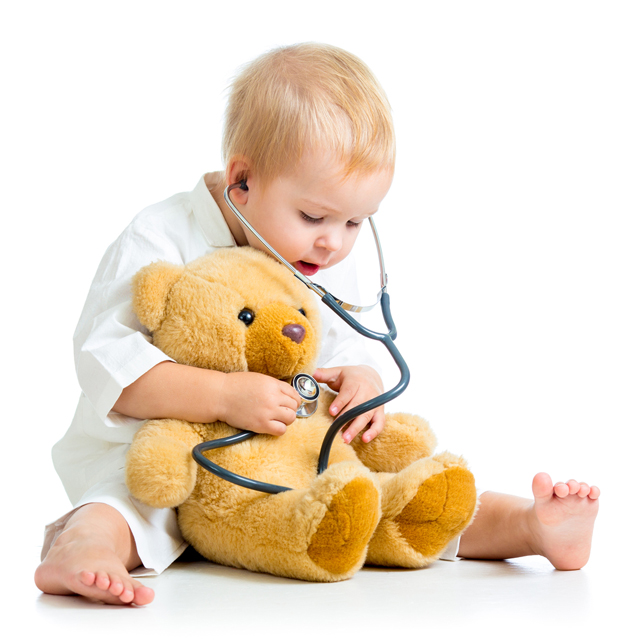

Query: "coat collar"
<box><xmin>190</xmin><ymin>174</ymin><xmax>237</xmax><ymax>248</ymax></box>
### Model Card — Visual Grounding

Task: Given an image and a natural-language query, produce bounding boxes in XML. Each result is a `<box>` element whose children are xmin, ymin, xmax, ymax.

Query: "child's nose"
<box><xmin>316</xmin><ymin>230</ymin><xmax>342</xmax><ymax>252</ymax></box>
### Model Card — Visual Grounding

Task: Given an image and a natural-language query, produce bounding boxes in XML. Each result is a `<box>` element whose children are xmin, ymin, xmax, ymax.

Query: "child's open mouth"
<box><xmin>295</xmin><ymin>261</ymin><xmax>320</xmax><ymax>276</ymax></box>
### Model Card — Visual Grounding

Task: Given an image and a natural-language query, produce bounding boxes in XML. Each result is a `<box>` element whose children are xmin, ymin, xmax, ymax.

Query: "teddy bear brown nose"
<box><xmin>282</xmin><ymin>324</ymin><xmax>306</xmax><ymax>344</ymax></box>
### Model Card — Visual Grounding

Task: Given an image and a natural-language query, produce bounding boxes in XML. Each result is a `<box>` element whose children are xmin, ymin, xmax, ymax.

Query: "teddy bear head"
<box><xmin>131</xmin><ymin>247</ymin><xmax>321</xmax><ymax>379</ymax></box>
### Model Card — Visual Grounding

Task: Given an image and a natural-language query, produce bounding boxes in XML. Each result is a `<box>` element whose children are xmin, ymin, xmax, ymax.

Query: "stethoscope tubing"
<box><xmin>191</xmin><ymin>182</ymin><xmax>409</xmax><ymax>494</ymax></box>
<box><xmin>316</xmin><ymin>290</ymin><xmax>408</xmax><ymax>474</ymax></box>
<box><xmin>192</xmin><ymin>431</ymin><xmax>292</xmax><ymax>494</ymax></box>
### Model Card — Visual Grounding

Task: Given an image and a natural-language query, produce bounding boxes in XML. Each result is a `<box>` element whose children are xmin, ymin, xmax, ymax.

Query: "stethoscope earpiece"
<box><xmin>239</xmin><ymin>179</ymin><xmax>248</xmax><ymax>191</ymax></box>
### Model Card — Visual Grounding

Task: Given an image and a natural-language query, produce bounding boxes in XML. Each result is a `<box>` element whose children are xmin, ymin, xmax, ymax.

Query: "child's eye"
<box><xmin>347</xmin><ymin>220</ymin><xmax>362</xmax><ymax>228</ymax></box>
<box><xmin>300</xmin><ymin>212</ymin><xmax>322</xmax><ymax>224</ymax></box>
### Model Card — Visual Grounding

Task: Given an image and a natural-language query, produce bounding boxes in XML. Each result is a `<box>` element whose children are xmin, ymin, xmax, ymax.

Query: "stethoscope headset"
<box><xmin>192</xmin><ymin>180</ymin><xmax>410</xmax><ymax>494</ymax></box>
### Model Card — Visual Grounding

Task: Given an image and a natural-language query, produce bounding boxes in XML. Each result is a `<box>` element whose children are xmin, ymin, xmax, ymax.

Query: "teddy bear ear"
<box><xmin>131</xmin><ymin>261</ymin><xmax>185</xmax><ymax>331</ymax></box>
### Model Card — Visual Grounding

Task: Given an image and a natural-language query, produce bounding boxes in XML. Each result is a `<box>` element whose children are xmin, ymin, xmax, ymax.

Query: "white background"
<box><xmin>1</xmin><ymin>0</ymin><xmax>638</xmax><ymax>581</ymax></box>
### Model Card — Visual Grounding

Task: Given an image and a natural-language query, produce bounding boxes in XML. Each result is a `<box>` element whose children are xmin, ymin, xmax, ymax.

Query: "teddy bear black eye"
<box><xmin>238</xmin><ymin>308</ymin><xmax>255</xmax><ymax>326</ymax></box>
<box><xmin>298</xmin><ymin>308</ymin><xmax>306</xmax><ymax>317</ymax></box>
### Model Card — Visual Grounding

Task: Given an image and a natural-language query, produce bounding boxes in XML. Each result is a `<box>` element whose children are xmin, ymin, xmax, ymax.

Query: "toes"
<box><xmin>112</xmin><ymin>577</ymin><xmax>153</xmax><ymax>605</ymax></box>
<box><xmin>532</xmin><ymin>472</ymin><xmax>554</xmax><ymax>499</ymax></box>
<box><xmin>78</xmin><ymin>570</ymin><xmax>96</xmax><ymax>587</ymax></box>
<box><xmin>133</xmin><ymin>585</ymin><xmax>155</xmax><ymax>606</ymax></box>
<box><xmin>567</xmin><ymin>479</ymin><xmax>581</xmax><ymax>495</ymax></box>
<box><xmin>119</xmin><ymin>583</ymin><xmax>135</xmax><ymax>604</ymax></box>
<box><xmin>578</xmin><ymin>482</ymin><xmax>591</xmax><ymax>498</ymax></box>
<box><xmin>547</xmin><ymin>479</ymin><xmax>599</xmax><ymax>501</ymax></box>
<box><xmin>108</xmin><ymin>579</ymin><xmax>124</xmax><ymax>597</ymax></box>
<box><xmin>94</xmin><ymin>571</ymin><xmax>111</xmax><ymax>591</ymax></box>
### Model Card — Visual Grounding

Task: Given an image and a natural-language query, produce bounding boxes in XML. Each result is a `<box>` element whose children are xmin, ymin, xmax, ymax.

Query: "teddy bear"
<box><xmin>125</xmin><ymin>246</ymin><xmax>477</xmax><ymax>582</ymax></box>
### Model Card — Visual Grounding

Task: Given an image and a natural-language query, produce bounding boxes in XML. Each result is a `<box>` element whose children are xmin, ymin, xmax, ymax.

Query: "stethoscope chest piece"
<box><xmin>292</xmin><ymin>373</ymin><xmax>320</xmax><ymax>418</ymax></box>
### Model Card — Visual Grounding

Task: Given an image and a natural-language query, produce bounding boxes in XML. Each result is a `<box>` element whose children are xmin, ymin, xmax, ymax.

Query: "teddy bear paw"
<box><xmin>307</xmin><ymin>476</ymin><xmax>380</xmax><ymax>576</ymax></box>
<box><xmin>125</xmin><ymin>436</ymin><xmax>198</xmax><ymax>509</ymax></box>
<box><xmin>396</xmin><ymin>465</ymin><xmax>476</xmax><ymax>559</ymax></box>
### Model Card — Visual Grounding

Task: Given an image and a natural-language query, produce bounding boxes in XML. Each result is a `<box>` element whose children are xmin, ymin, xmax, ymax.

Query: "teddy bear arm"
<box><xmin>125</xmin><ymin>419</ymin><xmax>203</xmax><ymax>509</ymax></box>
<box><xmin>350</xmin><ymin>412</ymin><xmax>438</xmax><ymax>473</ymax></box>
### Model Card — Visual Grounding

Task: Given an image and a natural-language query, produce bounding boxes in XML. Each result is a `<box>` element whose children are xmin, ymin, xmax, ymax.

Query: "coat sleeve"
<box><xmin>73</xmin><ymin>220</ymin><xmax>180</xmax><ymax>422</ymax></box>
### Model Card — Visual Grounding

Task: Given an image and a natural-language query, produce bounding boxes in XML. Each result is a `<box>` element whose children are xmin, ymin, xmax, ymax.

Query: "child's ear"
<box><xmin>132</xmin><ymin>261</ymin><xmax>185</xmax><ymax>331</ymax></box>
<box><xmin>226</xmin><ymin>156</ymin><xmax>252</xmax><ymax>205</ymax></box>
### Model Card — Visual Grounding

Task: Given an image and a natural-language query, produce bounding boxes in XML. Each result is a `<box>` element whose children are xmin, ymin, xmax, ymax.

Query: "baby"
<box><xmin>35</xmin><ymin>43</ymin><xmax>599</xmax><ymax>606</ymax></box>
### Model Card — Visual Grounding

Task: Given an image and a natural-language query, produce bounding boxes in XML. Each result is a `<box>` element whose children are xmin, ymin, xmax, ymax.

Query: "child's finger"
<box><xmin>341</xmin><ymin>411</ymin><xmax>374</xmax><ymax>444</ymax></box>
<box><xmin>278</xmin><ymin>380</ymin><xmax>303</xmax><ymax>406</ymax></box>
<box><xmin>328</xmin><ymin>384</ymin><xmax>358</xmax><ymax>417</ymax></box>
<box><xmin>313</xmin><ymin>367</ymin><xmax>341</xmax><ymax>390</ymax></box>
<box><xmin>361</xmin><ymin>409</ymin><xmax>385</xmax><ymax>443</ymax></box>
<box><xmin>265</xmin><ymin>420</ymin><xmax>288</xmax><ymax>436</ymax></box>
<box><xmin>313</xmin><ymin>367</ymin><xmax>336</xmax><ymax>380</ymax></box>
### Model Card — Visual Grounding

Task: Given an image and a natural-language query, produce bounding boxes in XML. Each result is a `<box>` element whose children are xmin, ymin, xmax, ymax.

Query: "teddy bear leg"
<box><xmin>350</xmin><ymin>412</ymin><xmax>438</xmax><ymax>473</ymax></box>
<box><xmin>125</xmin><ymin>419</ymin><xmax>202</xmax><ymax>509</ymax></box>
<box><xmin>366</xmin><ymin>455</ymin><xmax>477</xmax><ymax>568</ymax></box>
<box><xmin>180</xmin><ymin>461</ymin><xmax>380</xmax><ymax>582</ymax></box>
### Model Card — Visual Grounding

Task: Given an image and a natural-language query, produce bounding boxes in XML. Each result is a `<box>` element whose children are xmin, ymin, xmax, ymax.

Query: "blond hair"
<box><xmin>223</xmin><ymin>43</ymin><xmax>395</xmax><ymax>182</ymax></box>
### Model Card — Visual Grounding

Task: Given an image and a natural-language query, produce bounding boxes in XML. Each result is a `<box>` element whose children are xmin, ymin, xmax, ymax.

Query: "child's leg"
<box><xmin>35</xmin><ymin>503</ymin><xmax>155</xmax><ymax>605</ymax></box>
<box><xmin>458</xmin><ymin>472</ymin><xmax>600</xmax><ymax>570</ymax></box>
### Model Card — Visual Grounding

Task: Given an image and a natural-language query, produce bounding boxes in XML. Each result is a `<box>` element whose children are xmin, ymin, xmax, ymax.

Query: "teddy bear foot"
<box><xmin>397</xmin><ymin>465</ymin><xmax>476</xmax><ymax>560</ymax></box>
<box><xmin>307</xmin><ymin>475</ymin><xmax>380</xmax><ymax>578</ymax></box>
<box><xmin>366</xmin><ymin>456</ymin><xmax>477</xmax><ymax>568</ymax></box>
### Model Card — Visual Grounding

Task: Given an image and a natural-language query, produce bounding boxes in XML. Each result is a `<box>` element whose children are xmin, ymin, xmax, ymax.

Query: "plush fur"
<box><xmin>125</xmin><ymin>247</ymin><xmax>477</xmax><ymax>582</ymax></box>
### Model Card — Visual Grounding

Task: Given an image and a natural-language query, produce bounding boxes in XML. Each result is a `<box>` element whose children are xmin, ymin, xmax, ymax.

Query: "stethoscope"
<box><xmin>192</xmin><ymin>181</ymin><xmax>410</xmax><ymax>493</ymax></box>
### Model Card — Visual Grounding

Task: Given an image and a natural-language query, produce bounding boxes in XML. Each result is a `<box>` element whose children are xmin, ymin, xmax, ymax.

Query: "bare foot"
<box><xmin>35</xmin><ymin>504</ymin><xmax>155</xmax><ymax>606</ymax></box>
<box><xmin>528</xmin><ymin>472</ymin><xmax>600</xmax><ymax>570</ymax></box>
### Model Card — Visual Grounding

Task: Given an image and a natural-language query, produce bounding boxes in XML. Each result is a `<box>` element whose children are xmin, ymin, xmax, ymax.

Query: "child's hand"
<box><xmin>313</xmin><ymin>365</ymin><xmax>385</xmax><ymax>444</ymax></box>
<box><xmin>219</xmin><ymin>372</ymin><xmax>301</xmax><ymax>436</ymax></box>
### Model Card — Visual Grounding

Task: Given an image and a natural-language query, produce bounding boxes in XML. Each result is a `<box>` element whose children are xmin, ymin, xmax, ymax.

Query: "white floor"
<box><xmin>18</xmin><ymin>537</ymin><xmax>632</xmax><ymax>640</ymax></box>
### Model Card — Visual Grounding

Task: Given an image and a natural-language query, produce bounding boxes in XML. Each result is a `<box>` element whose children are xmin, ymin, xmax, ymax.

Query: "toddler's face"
<box><xmin>238</xmin><ymin>151</ymin><xmax>393</xmax><ymax>276</ymax></box>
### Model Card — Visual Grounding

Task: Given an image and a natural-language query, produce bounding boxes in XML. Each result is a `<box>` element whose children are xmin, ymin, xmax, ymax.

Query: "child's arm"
<box><xmin>113</xmin><ymin>361</ymin><xmax>301</xmax><ymax>436</ymax></box>
<box><xmin>313</xmin><ymin>365</ymin><xmax>384</xmax><ymax>443</ymax></box>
